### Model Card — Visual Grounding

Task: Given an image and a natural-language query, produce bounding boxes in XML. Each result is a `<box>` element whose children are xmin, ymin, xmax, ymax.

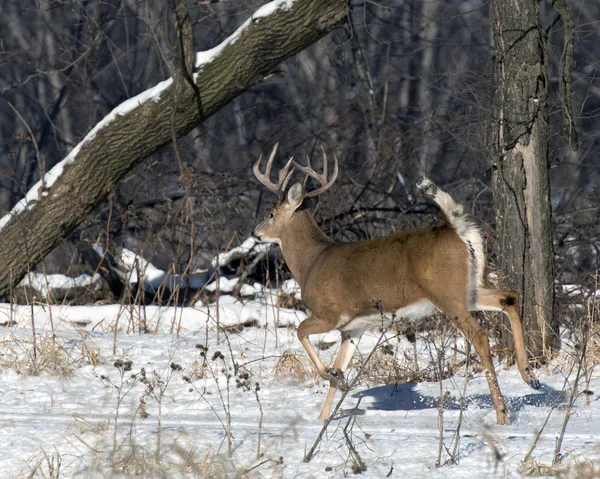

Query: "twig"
<box><xmin>548</xmin><ymin>0</ymin><xmax>578</xmax><ymax>151</ymax></box>
<box><xmin>7</xmin><ymin>101</ymin><xmax>44</xmax><ymax>191</ymax></box>
<box><xmin>522</xmin><ymin>370</ymin><xmax>571</xmax><ymax>464</ymax></box>
<box><xmin>343</xmin><ymin>395</ymin><xmax>367</xmax><ymax>473</ymax></box>
<box><xmin>433</xmin><ymin>329</ymin><xmax>451</xmax><ymax>467</ymax></box>
<box><xmin>449</xmin><ymin>341</ymin><xmax>471</xmax><ymax>464</ymax></box>
<box><xmin>304</xmin><ymin>317</ymin><xmax>393</xmax><ymax>462</ymax></box>
<box><xmin>255</xmin><ymin>385</ymin><xmax>264</xmax><ymax>460</ymax></box>
<box><xmin>553</xmin><ymin>329</ymin><xmax>589</xmax><ymax>465</ymax></box>
<box><xmin>436</xmin><ymin>362</ymin><xmax>444</xmax><ymax>467</ymax></box>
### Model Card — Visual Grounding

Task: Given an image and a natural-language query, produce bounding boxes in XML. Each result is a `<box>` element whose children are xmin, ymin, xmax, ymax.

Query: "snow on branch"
<box><xmin>194</xmin><ymin>0</ymin><xmax>296</xmax><ymax>70</ymax></box>
<box><xmin>211</xmin><ymin>236</ymin><xmax>271</xmax><ymax>268</ymax></box>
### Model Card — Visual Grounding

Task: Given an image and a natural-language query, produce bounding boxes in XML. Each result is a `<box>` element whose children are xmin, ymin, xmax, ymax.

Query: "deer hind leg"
<box><xmin>432</xmin><ymin>298</ymin><xmax>510</xmax><ymax>425</ymax></box>
<box><xmin>475</xmin><ymin>288</ymin><xmax>540</xmax><ymax>389</ymax></box>
<box><xmin>319</xmin><ymin>330</ymin><xmax>362</xmax><ymax>421</ymax></box>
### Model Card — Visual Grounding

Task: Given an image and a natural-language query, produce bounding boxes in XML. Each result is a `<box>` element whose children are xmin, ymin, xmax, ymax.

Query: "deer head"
<box><xmin>253</xmin><ymin>144</ymin><xmax>338</xmax><ymax>245</ymax></box>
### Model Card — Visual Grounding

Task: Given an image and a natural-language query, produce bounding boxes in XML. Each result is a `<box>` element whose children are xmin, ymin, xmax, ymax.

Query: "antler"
<box><xmin>293</xmin><ymin>146</ymin><xmax>339</xmax><ymax>198</ymax></box>
<box><xmin>253</xmin><ymin>143</ymin><xmax>295</xmax><ymax>197</ymax></box>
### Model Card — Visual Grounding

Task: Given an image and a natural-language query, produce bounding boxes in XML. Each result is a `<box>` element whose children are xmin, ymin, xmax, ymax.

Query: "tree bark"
<box><xmin>490</xmin><ymin>0</ymin><xmax>557</xmax><ymax>362</ymax></box>
<box><xmin>0</xmin><ymin>0</ymin><xmax>348</xmax><ymax>299</ymax></box>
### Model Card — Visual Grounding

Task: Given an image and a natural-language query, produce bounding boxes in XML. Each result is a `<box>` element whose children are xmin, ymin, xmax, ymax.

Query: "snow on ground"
<box><xmin>1</xmin><ymin>294</ymin><xmax>599</xmax><ymax>478</ymax></box>
<box><xmin>0</xmin><ymin>293</ymin><xmax>304</xmax><ymax>333</ymax></box>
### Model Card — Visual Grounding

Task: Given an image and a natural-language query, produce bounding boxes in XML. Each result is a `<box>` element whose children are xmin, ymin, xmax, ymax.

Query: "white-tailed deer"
<box><xmin>252</xmin><ymin>144</ymin><xmax>540</xmax><ymax>425</ymax></box>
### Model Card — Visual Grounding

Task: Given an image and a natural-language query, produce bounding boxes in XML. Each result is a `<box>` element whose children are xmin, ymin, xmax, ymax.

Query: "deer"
<box><xmin>252</xmin><ymin>144</ymin><xmax>540</xmax><ymax>425</ymax></box>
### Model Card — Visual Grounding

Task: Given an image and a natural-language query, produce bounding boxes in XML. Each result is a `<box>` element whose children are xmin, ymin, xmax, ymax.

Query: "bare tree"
<box><xmin>490</xmin><ymin>0</ymin><xmax>558</xmax><ymax>362</ymax></box>
<box><xmin>0</xmin><ymin>0</ymin><xmax>348</xmax><ymax>299</ymax></box>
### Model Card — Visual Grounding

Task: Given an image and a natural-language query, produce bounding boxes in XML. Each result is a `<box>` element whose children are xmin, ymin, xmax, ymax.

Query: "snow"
<box><xmin>0</xmin><ymin>293</ymin><xmax>306</xmax><ymax>332</ymax></box>
<box><xmin>118</xmin><ymin>247</ymin><xmax>181</xmax><ymax>292</ymax></box>
<box><xmin>211</xmin><ymin>235</ymin><xmax>271</xmax><ymax>267</ymax></box>
<box><xmin>281</xmin><ymin>278</ymin><xmax>301</xmax><ymax>299</ymax></box>
<box><xmin>562</xmin><ymin>284</ymin><xmax>600</xmax><ymax>299</ymax></box>
<box><xmin>1</xmin><ymin>291</ymin><xmax>599</xmax><ymax>477</ymax></box>
<box><xmin>18</xmin><ymin>272</ymin><xmax>101</xmax><ymax>299</ymax></box>
<box><xmin>204</xmin><ymin>277</ymin><xmax>238</xmax><ymax>293</ymax></box>
<box><xmin>194</xmin><ymin>0</ymin><xmax>297</xmax><ymax>70</ymax></box>
<box><xmin>116</xmin><ymin>248</ymin><xmax>238</xmax><ymax>294</ymax></box>
<box><xmin>17</xmin><ymin>243</ymin><xmax>272</xmax><ymax>300</ymax></box>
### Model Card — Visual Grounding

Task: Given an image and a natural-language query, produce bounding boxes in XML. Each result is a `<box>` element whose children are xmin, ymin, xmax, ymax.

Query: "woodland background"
<box><xmin>1</xmin><ymin>0</ymin><xmax>598</xmax><ymax>305</ymax></box>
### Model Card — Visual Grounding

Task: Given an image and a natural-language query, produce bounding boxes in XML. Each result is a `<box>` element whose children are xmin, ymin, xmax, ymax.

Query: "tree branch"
<box><xmin>0</xmin><ymin>0</ymin><xmax>349</xmax><ymax>298</ymax></box>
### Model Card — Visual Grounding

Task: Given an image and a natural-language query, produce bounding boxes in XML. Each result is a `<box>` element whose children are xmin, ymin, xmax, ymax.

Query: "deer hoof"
<box><xmin>529</xmin><ymin>377</ymin><xmax>541</xmax><ymax>390</ymax></box>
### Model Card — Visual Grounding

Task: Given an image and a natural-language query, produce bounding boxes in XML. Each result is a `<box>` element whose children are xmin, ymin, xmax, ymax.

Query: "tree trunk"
<box><xmin>0</xmin><ymin>0</ymin><xmax>348</xmax><ymax>299</ymax></box>
<box><xmin>490</xmin><ymin>0</ymin><xmax>557</xmax><ymax>362</ymax></box>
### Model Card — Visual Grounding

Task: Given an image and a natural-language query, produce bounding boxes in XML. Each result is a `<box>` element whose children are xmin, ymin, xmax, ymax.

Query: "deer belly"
<box><xmin>338</xmin><ymin>299</ymin><xmax>437</xmax><ymax>332</ymax></box>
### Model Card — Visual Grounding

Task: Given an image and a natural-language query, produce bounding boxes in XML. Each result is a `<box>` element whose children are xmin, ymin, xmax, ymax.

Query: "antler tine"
<box><xmin>320</xmin><ymin>145</ymin><xmax>328</xmax><ymax>181</ymax></box>
<box><xmin>302</xmin><ymin>155</ymin><xmax>311</xmax><ymax>188</ymax></box>
<box><xmin>253</xmin><ymin>143</ymin><xmax>296</xmax><ymax>196</ymax></box>
<box><xmin>279</xmin><ymin>156</ymin><xmax>295</xmax><ymax>193</ymax></box>
<box><xmin>253</xmin><ymin>143</ymin><xmax>278</xmax><ymax>194</ymax></box>
<box><xmin>293</xmin><ymin>147</ymin><xmax>339</xmax><ymax>198</ymax></box>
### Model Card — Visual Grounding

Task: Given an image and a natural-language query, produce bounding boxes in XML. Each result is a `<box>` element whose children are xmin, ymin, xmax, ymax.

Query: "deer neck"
<box><xmin>279</xmin><ymin>210</ymin><xmax>332</xmax><ymax>289</ymax></box>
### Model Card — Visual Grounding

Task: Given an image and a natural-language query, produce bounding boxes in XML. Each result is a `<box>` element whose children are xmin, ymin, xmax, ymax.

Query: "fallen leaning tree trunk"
<box><xmin>15</xmin><ymin>237</ymin><xmax>294</xmax><ymax>307</ymax></box>
<box><xmin>0</xmin><ymin>0</ymin><xmax>348</xmax><ymax>300</ymax></box>
<box><xmin>77</xmin><ymin>236</ymin><xmax>284</xmax><ymax>306</ymax></box>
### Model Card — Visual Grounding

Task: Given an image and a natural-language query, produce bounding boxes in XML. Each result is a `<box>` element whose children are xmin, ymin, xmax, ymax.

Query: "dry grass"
<box><xmin>554</xmin><ymin>287</ymin><xmax>600</xmax><ymax>383</ymax></box>
<box><xmin>573</xmin><ymin>460</ymin><xmax>600</xmax><ymax>478</ymax></box>
<box><xmin>184</xmin><ymin>358</ymin><xmax>208</xmax><ymax>381</ymax></box>
<box><xmin>273</xmin><ymin>350</ymin><xmax>313</xmax><ymax>382</ymax></box>
<box><xmin>583</xmin><ymin>322</ymin><xmax>600</xmax><ymax>366</ymax></box>
<box><xmin>277</xmin><ymin>290</ymin><xmax>303</xmax><ymax>310</ymax></box>
<box><xmin>0</xmin><ymin>331</ymin><xmax>102</xmax><ymax>377</ymax></box>
<box><xmin>23</xmin><ymin>438</ymin><xmax>242</xmax><ymax>478</ymax></box>
<box><xmin>358</xmin><ymin>345</ymin><xmax>404</xmax><ymax>386</ymax></box>
<box><xmin>519</xmin><ymin>459</ymin><xmax>563</xmax><ymax>477</ymax></box>
<box><xmin>519</xmin><ymin>457</ymin><xmax>600</xmax><ymax>478</ymax></box>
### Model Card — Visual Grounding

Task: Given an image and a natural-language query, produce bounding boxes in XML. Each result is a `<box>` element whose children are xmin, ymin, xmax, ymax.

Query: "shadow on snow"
<box><xmin>352</xmin><ymin>382</ymin><xmax>565</xmax><ymax>414</ymax></box>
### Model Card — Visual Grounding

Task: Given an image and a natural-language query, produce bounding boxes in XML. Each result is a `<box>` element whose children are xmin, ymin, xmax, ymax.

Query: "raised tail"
<box><xmin>416</xmin><ymin>177</ymin><xmax>464</xmax><ymax>224</ymax></box>
<box><xmin>416</xmin><ymin>177</ymin><xmax>486</xmax><ymax>306</ymax></box>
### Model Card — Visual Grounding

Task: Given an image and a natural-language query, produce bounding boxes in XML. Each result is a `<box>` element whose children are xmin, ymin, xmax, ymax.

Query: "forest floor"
<box><xmin>1</xmin><ymin>291</ymin><xmax>599</xmax><ymax>478</ymax></box>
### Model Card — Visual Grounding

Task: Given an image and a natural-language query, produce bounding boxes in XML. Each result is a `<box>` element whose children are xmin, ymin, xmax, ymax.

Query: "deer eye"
<box><xmin>269</xmin><ymin>212</ymin><xmax>275</xmax><ymax>219</ymax></box>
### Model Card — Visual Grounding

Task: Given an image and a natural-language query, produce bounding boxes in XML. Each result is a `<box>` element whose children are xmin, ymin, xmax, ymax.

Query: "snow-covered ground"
<box><xmin>1</xmin><ymin>292</ymin><xmax>599</xmax><ymax>478</ymax></box>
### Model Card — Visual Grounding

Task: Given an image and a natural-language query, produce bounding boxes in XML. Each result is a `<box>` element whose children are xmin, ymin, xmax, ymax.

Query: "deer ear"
<box><xmin>286</xmin><ymin>183</ymin><xmax>304</xmax><ymax>210</ymax></box>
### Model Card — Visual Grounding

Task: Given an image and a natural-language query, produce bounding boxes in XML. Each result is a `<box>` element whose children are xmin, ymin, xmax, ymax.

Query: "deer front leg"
<box><xmin>297</xmin><ymin>315</ymin><xmax>340</xmax><ymax>382</ymax></box>
<box><xmin>298</xmin><ymin>316</ymin><xmax>362</xmax><ymax>420</ymax></box>
<box><xmin>319</xmin><ymin>330</ymin><xmax>362</xmax><ymax>420</ymax></box>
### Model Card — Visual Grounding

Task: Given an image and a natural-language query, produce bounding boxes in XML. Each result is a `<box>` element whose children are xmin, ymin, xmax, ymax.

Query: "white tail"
<box><xmin>253</xmin><ymin>148</ymin><xmax>540</xmax><ymax>425</ymax></box>
<box><xmin>417</xmin><ymin>176</ymin><xmax>485</xmax><ymax>309</ymax></box>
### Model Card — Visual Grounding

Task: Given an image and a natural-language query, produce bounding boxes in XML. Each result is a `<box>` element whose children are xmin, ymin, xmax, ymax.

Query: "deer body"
<box><xmin>288</xmin><ymin>224</ymin><xmax>461</xmax><ymax>324</ymax></box>
<box><xmin>252</xmin><ymin>145</ymin><xmax>540</xmax><ymax>425</ymax></box>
